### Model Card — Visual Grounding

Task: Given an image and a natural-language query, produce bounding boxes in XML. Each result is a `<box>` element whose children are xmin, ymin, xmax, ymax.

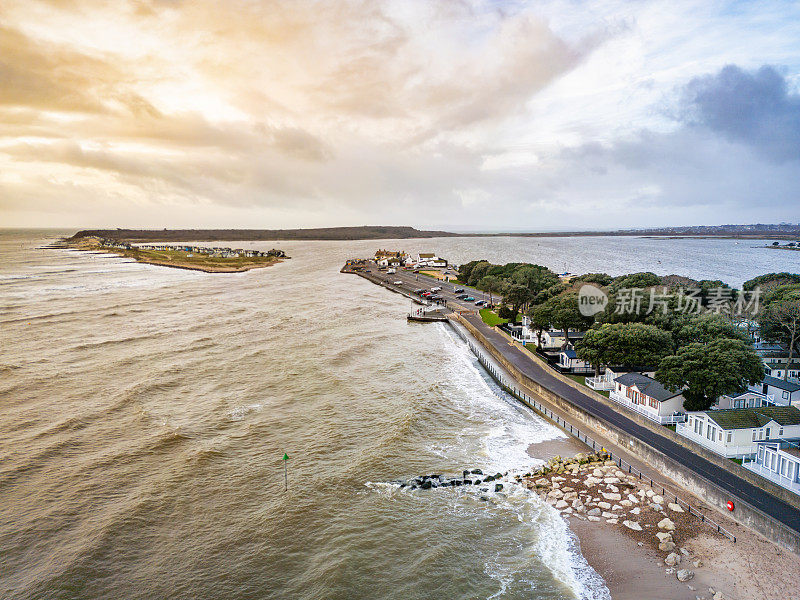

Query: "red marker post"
<box><xmin>727</xmin><ymin>500</ymin><xmax>735</xmax><ymax>511</ymax></box>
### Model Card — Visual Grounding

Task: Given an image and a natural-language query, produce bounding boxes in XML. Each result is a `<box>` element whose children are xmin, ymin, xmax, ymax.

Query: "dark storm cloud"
<box><xmin>679</xmin><ymin>65</ymin><xmax>800</xmax><ymax>162</ymax></box>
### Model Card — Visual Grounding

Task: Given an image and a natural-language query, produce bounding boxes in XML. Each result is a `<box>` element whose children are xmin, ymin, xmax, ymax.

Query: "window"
<box><xmin>781</xmin><ymin>459</ymin><xmax>787</xmax><ymax>477</ymax></box>
<box><xmin>718</xmin><ymin>430</ymin><xmax>722</xmax><ymax>442</ymax></box>
<box><xmin>779</xmin><ymin>427</ymin><xmax>784</xmax><ymax>437</ymax></box>
<box><xmin>765</xmin><ymin>427</ymin><xmax>771</xmax><ymax>440</ymax></box>
<box><xmin>753</xmin><ymin>430</ymin><xmax>757</xmax><ymax>441</ymax></box>
<box><xmin>650</xmin><ymin>397</ymin><xmax>658</xmax><ymax>409</ymax></box>
<box><xmin>783</xmin><ymin>391</ymin><xmax>790</xmax><ymax>399</ymax></box>
<box><xmin>726</xmin><ymin>431</ymin><xmax>732</xmax><ymax>443</ymax></box>
<box><xmin>758</xmin><ymin>446</ymin><xmax>764</xmax><ymax>459</ymax></box>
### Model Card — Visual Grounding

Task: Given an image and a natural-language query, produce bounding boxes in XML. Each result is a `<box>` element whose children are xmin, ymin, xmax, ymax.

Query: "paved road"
<box><xmin>347</xmin><ymin>263</ymin><xmax>800</xmax><ymax>537</ymax></box>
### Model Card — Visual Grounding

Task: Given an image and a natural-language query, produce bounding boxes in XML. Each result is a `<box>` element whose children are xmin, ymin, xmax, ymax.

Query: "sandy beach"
<box><xmin>526</xmin><ymin>441</ymin><xmax>800</xmax><ymax>600</ymax></box>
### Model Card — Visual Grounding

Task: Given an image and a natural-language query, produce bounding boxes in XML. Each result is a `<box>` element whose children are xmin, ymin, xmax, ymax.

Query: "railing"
<box><xmin>742</xmin><ymin>461</ymin><xmax>800</xmax><ymax>494</ymax></box>
<box><xmin>447</xmin><ymin>320</ymin><xmax>737</xmax><ymax>543</ymax></box>
<box><xmin>585</xmin><ymin>375</ymin><xmax>614</xmax><ymax>391</ymax></box>
<box><xmin>609</xmin><ymin>391</ymin><xmax>687</xmax><ymax>425</ymax></box>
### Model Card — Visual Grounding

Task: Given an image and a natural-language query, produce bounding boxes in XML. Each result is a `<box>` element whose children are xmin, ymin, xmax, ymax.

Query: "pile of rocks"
<box><xmin>520</xmin><ymin>452</ymin><xmax>724</xmax><ymax>595</ymax></box>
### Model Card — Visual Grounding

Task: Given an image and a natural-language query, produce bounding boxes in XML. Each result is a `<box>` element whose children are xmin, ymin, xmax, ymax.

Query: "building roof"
<box><xmin>614</xmin><ymin>372</ymin><xmax>683</xmax><ymax>402</ymax></box>
<box><xmin>762</xmin><ymin>375</ymin><xmax>800</xmax><ymax>393</ymax></box>
<box><xmin>562</xmin><ymin>349</ymin><xmax>578</xmax><ymax>359</ymax></box>
<box><xmin>418</xmin><ymin>253</ymin><xmax>435</xmax><ymax>258</ymax></box>
<box><xmin>704</xmin><ymin>405</ymin><xmax>800</xmax><ymax>430</ymax></box>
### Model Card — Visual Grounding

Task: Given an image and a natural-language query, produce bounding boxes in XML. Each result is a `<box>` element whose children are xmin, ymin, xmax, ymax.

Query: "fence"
<box><xmin>449</xmin><ymin>320</ymin><xmax>737</xmax><ymax>543</ymax></box>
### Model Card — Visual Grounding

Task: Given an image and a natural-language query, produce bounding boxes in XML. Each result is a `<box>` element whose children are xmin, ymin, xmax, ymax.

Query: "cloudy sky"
<box><xmin>2</xmin><ymin>0</ymin><xmax>799</xmax><ymax>230</ymax></box>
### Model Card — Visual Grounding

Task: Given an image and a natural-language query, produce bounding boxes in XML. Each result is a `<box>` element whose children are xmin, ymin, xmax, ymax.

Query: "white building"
<box><xmin>586</xmin><ymin>366</ymin><xmax>656</xmax><ymax>391</ymax></box>
<box><xmin>764</xmin><ymin>361</ymin><xmax>800</xmax><ymax>383</ymax></box>
<box><xmin>556</xmin><ymin>349</ymin><xmax>593</xmax><ymax>374</ymax></box>
<box><xmin>676</xmin><ymin>405</ymin><xmax>800</xmax><ymax>458</ymax></box>
<box><xmin>714</xmin><ymin>390</ymin><xmax>772</xmax><ymax>410</ymax></box>
<box><xmin>749</xmin><ymin>376</ymin><xmax>800</xmax><ymax>406</ymax></box>
<box><xmin>744</xmin><ymin>440</ymin><xmax>800</xmax><ymax>495</ymax></box>
<box><xmin>610</xmin><ymin>372</ymin><xmax>686</xmax><ymax>424</ymax></box>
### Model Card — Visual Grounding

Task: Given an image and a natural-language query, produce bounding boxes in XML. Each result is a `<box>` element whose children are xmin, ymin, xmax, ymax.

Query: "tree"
<box><xmin>479</xmin><ymin>275</ymin><xmax>503</xmax><ymax>307</ymax></box>
<box><xmin>502</xmin><ymin>283</ymin><xmax>532</xmax><ymax>322</ymax></box>
<box><xmin>655</xmin><ymin>338</ymin><xmax>764</xmax><ymax>411</ymax></box>
<box><xmin>512</xmin><ymin>264</ymin><xmax>560</xmax><ymax>295</ymax></box>
<box><xmin>542</xmin><ymin>293</ymin><xmax>594</xmax><ymax>348</ymax></box>
<box><xmin>672</xmin><ymin>313</ymin><xmax>749</xmax><ymax>348</ymax></box>
<box><xmin>758</xmin><ymin>285</ymin><xmax>800</xmax><ymax>380</ymax></box>
<box><xmin>528</xmin><ymin>303</ymin><xmax>552</xmax><ymax>349</ymax></box>
<box><xmin>576</xmin><ymin>323</ymin><xmax>673</xmax><ymax>375</ymax></box>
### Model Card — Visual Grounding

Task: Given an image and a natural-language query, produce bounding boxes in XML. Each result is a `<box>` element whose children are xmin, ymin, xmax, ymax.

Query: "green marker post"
<box><xmin>283</xmin><ymin>453</ymin><xmax>289</xmax><ymax>490</ymax></box>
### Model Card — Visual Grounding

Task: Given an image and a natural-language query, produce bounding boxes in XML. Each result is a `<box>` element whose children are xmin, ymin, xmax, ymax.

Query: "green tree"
<box><xmin>479</xmin><ymin>275</ymin><xmax>503</xmax><ymax>307</ymax></box>
<box><xmin>672</xmin><ymin>313</ymin><xmax>749</xmax><ymax>348</ymax></box>
<box><xmin>502</xmin><ymin>283</ymin><xmax>531</xmax><ymax>322</ymax></box>
<box><xmin>528</xmin><ymin>303</ymin><xmax>552</xmax><ymax>349</ymax></box>
<box><xmin>655</xmin><ymin>338</ymin><xmax>764</xmax><ymax>411</ymax></box>
<box><xmin>576</xmin><ymin>323</ymin><xmax>673</xmax><ymax>375</ymax></box>
<box><xmin>542</xmin><ymin>293</ymin><xmax>594</xmax><ymax>348</ymax></box>
<box><xmin>757</xmin><ymin>284</ymin><xmax>800</xmax><ymax>380</ymax></box>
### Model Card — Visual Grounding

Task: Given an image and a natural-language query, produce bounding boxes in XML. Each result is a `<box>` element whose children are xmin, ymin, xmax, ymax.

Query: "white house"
<box><xmin>676</xmin><ymin>405</ymin><xmax>800</xmax><ymax>458</ymax></box>
<box><xmin>415</xmin><ymin>253</ymin><xmax>447</xmax><ymax>268</ymax></box>
<box><xmin>714</xmin><ymin>390</ymin><xmax>772</xmax><ymax>410</ymax></box>
<box><xmin>749</xmin><ymin>376</ymin><xmax>800</xmax><ymax>406</ymax></box>
<box><xmin>540</xmin><ymin>330</ymin><xmax>585</xmax><ymax>350</ymax></box>
<box><xmin>764</xmin><ymin>361</ymin><xmax>800</xmax><ymax>383</ymax></box>
<box><xmin>610</xmin><ymin>372</ymin><xmax>686</xmax><ymax>424</ymax></box>
<box><xmin>557</xmin><ymin>349</ymin><xmax>593</xmax><ymax>374</ymax></box>
<box><xmin>586</xmin><ymin>366</ymin><xmax>656</xmax><ymax>391</ymax></box>
<box><xmin>744</xmin><ymin>440</ymin><xmax>800</xmax><ymax>495</ymax></box>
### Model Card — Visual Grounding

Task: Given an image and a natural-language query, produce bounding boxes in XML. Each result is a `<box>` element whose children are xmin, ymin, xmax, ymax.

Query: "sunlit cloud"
<box><xmin>1</xmin><ymin>0</ymin><xmax>799</xmax><ymax>229</ymax></box>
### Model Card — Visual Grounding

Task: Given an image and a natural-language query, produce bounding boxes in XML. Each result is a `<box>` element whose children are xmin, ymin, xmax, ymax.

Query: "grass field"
<box><xmin>479</xmin><ymin>308</ymin><xmax>508</xmax><ymax>326</ymax></box>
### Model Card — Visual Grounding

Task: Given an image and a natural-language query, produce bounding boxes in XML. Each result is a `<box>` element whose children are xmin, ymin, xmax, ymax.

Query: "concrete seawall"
<box><xmin>449</xmin><ymin>313</ymin><xmax>800</xmax><ymax>554</ymax></box>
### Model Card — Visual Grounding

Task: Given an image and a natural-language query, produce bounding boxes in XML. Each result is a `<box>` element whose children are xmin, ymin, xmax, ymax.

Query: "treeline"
<box><xmin>460</xmin><ymin>261</ymin><xmax>799</xmax><ymax>411</ymax></box>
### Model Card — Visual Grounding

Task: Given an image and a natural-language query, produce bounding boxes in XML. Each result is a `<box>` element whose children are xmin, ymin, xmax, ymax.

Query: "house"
<box><xmin>749</xmin><ymin>376</ymin><xmax>800</xmax><ymax>407</ymax></box>
<box><xmin>743</xmin><ymin>440</ymin><xmax>800</xmax><ymax>495</ymax></box>
<box><xmin>556</xmin><ymin>349</ymin><xmax>593</xmax><ymax>373</ymax></box>
<box><xmin>610</xmin><ymin>372</ymin><xmax>686</xmax><ymax>424</ymax></box>
<box><xmin>764</xmin><ymin>361</ymin><xmax>800</xmax><ymax>382</ymax></box>
<box><xmin>586</xmin><ymin>366</ymin><xmax>656</xmax><ymax>391</ymax></box>
<box><xmin>377</xmin><ymin>257</ymin><xmax>403</xmax><ymax>267</ymax></box>
<box><xmin>416</xmin><ymin>253</ymin><xmax>447</xmax><ymax>268</ymax></box>
<box><xmin>540</xmin><ymin>330</ymin><xmax>585</xmax><ymax>350</ymax></box>
<box><xmin>676</xmin><ymin>405</ymin><xmax>800</xmax><ymax>458</ymax></box>
<box><xmin>714</xmin><ymin>390</ymin><xmax>772</xmax><ymax>410</ymax></box>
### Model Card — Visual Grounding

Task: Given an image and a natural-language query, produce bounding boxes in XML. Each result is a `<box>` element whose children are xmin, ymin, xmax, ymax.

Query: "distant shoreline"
<box><xmin>67</xmin><ymin>225</ymin><xmax>800</xmax><ymax>242</ymax></box>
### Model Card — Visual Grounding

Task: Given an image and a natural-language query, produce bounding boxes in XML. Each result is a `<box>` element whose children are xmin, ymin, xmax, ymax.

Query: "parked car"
<box><xmin>393</xmin><ymin>280</ymin><xmax>403</xmax><ymax>285</ymax></box>
<box><xmin>421</xmin><ymin>292</ymin><xmax>432</xmax><ymax>297</ymax></box>
<box><xmin>464</xmin><ymin>296</ymin><xmax>475</xmax><ymax>301</ymax></box>
<box><xmin>413</xmin><ymin>289</ymin><xmax>426</xmax><ymax>294</ymax></box>
<box><xmin>475</xmin><ymin>300</ymin><xmax>486</xmax><ymax>306</ymax></box>
<box><xmin>431</xmin><ymin>286</ymin><xmax>442</xmax><ymax>292</ymax></box>
<box><xmin>365</xmin><ymin>270</ymin><xmax>371</xmax><ymax>273</ymax></box>
<box><xmin>456</xmin><ymin>294</ymin><xmax>469</xmax><ymax>299</ymax></box>
<box><xmin>454</xmin><ymin>288</ymin><xmax>464</xmax><ymax>293</ymax></box>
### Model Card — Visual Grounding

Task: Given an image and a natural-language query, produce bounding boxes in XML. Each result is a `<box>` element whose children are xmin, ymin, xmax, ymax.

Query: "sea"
<box><xmin>1</xmin><ymin>230</ymin><xmax>796</xmax><ymax>600</ymax></box>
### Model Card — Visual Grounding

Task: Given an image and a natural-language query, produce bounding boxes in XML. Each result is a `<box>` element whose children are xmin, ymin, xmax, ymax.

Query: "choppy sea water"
<box><xmin>0</xmin><ymin>230</ymin><xmax>795</xmax><ymax>599</ymax></box>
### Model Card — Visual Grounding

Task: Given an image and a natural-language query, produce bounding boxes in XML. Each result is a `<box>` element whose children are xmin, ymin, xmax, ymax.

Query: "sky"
<box><xmin>1</xmin><ymin>0</ymin><xmax>799</xmax><ymax>231</ymax></box>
